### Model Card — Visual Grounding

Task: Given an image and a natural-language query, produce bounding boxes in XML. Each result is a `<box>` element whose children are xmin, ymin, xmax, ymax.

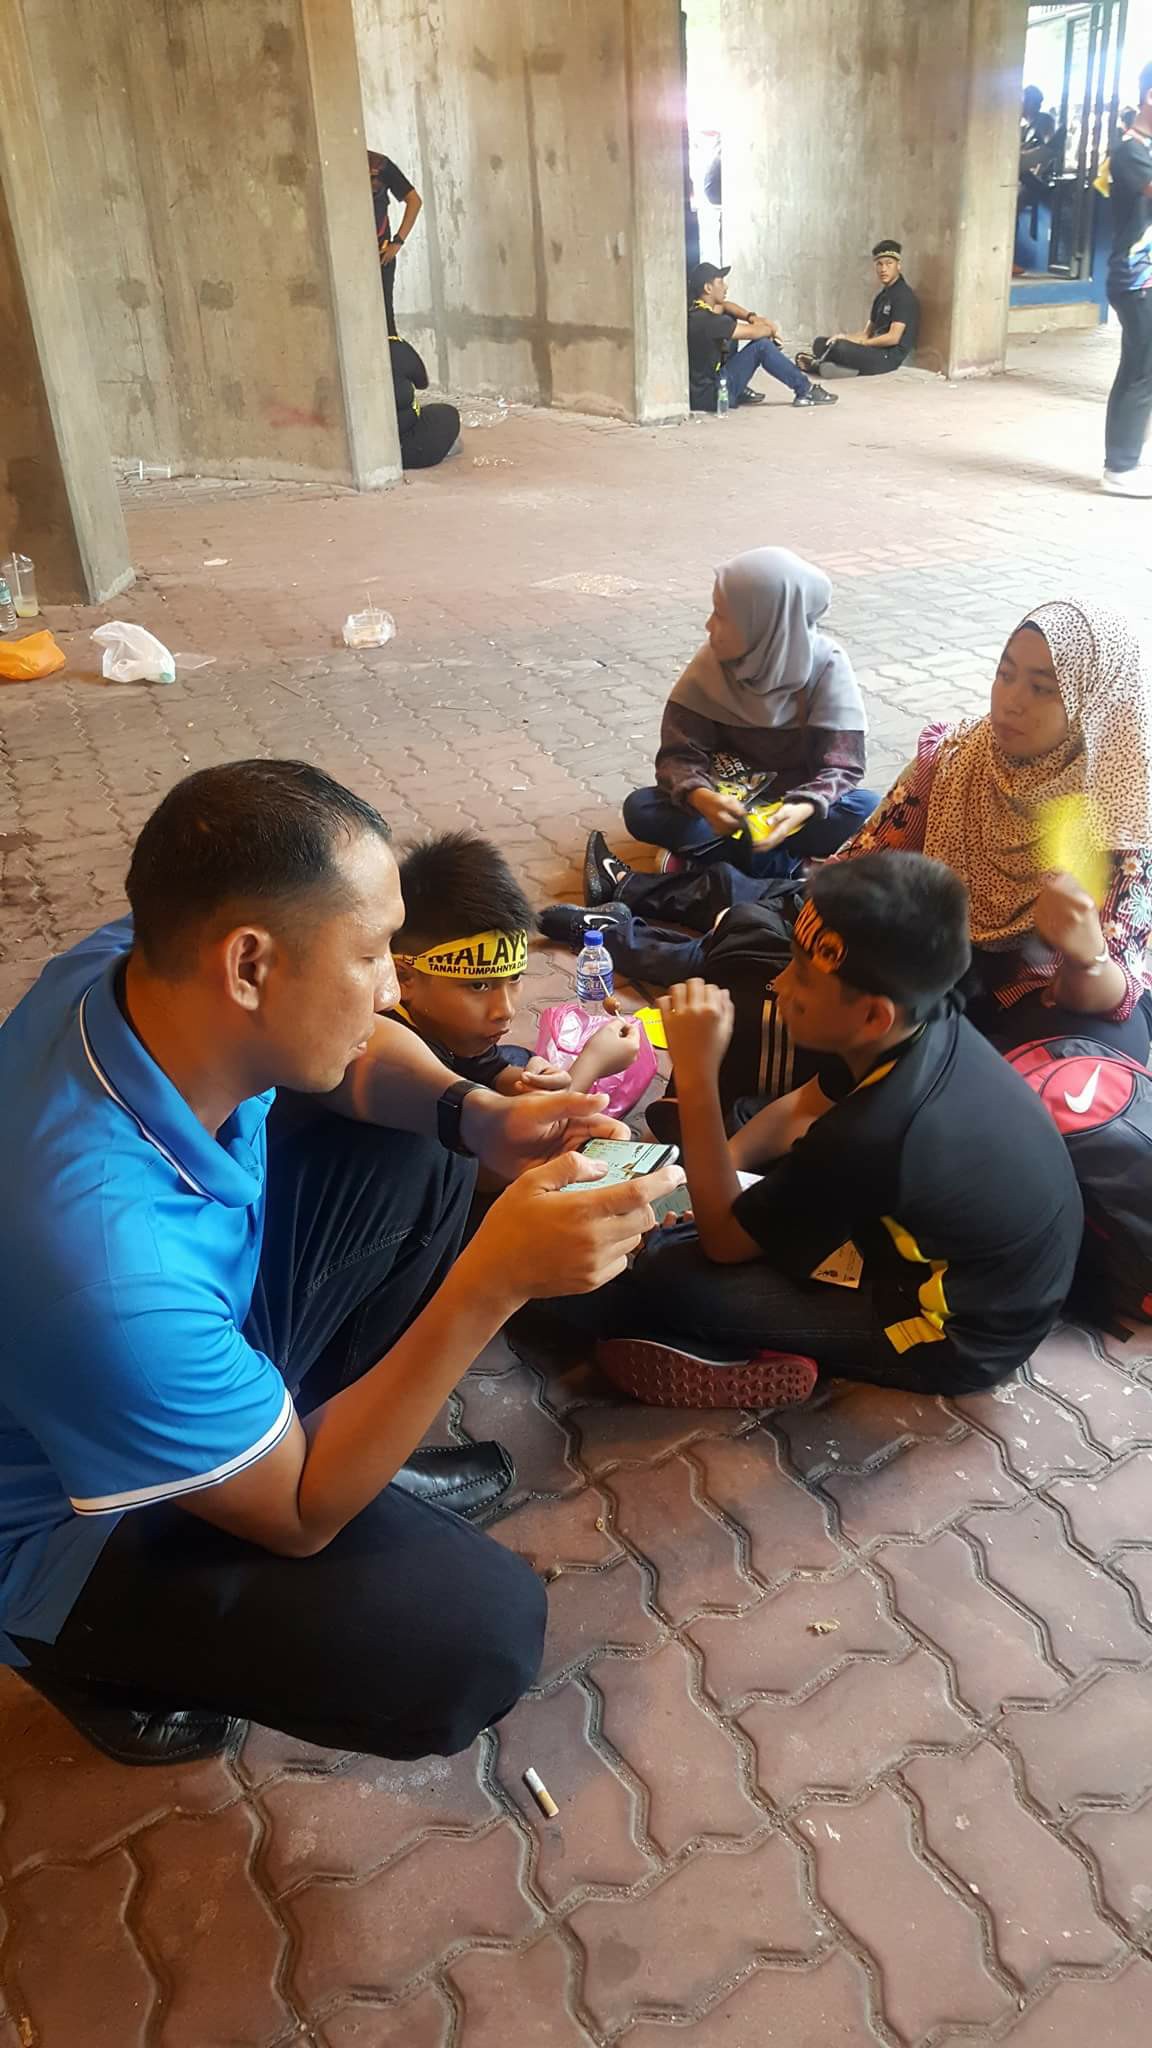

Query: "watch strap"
<box><xmin>437</xmin><ymin>1078</ymin><xmax>480</xmax><ymax>1155</ymax></box>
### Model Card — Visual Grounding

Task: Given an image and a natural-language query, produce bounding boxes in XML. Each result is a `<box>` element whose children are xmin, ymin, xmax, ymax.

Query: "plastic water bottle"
<box><xmin>716</xmin><ymin>374</ymin><xmax>730</xmax><ymax>418</ymax></box>
<box><xmin>576</xmin><ymin>928</ymin><xmax>615</xmax><ymax>1012</ymax></box>
<box><xmin>0</xmin><ymin>579</ymin><xmax>17</xmax><ymax>632</ymax></box>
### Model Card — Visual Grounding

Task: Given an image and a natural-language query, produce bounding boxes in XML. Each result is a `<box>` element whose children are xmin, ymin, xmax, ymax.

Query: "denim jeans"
<box><xmin>725</xmin><ymin>337</ymin><xmax>810</xmax><ymax>401</ymax></box>
<box><xmin>13</xmin><ymin>1099</ymin><xmax>547</xmax><ymax>1759</ymax></box>
<box><xmin>1105</xmin><ymin>288</ymin><xmax>1152</xmax><ymax>473</ymax></box>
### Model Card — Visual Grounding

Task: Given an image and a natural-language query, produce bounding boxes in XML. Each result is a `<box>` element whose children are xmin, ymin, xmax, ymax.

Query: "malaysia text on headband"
<box><xmin>397</xmin><ymin>929</ymin><xmax>529</xmax><ymax>980</ymax></box>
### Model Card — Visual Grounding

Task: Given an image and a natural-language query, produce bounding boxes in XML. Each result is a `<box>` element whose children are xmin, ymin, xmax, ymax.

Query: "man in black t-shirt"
<box><xmin>368</xmin><ymin>150</ymin><xmax>423</xmax><ymax>337</ymax></box>
<box><xmin>582</xmin><ymin>854</ymin><xmax>1082</xmax><ymax>1404</ymax></box>
<box><xmin>687</xmin><ymin>263</ymin><xmax>837</xmax><ymax>411</ymax></box>
<box><xmin>797</xmin><ymin>240</ymin><xmax>919</xmax><ymax>379</ymax></box>
<box><xmin>1103</xmin><ymin>61</ymin><xmax>1152</xmax><ymax>494</ymax></box>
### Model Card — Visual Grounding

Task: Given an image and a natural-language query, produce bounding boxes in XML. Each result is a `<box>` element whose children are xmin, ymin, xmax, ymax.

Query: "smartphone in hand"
<box><xmin>577</xmin><ymin>1138</ymin><xmax>679</xmax><ymax>1186</ymax></box>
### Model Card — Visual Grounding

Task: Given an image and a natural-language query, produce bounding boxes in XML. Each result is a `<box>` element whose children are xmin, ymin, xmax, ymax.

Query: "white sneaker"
<box><xmin>1101</xmin><ymin>468</ymin><xmax>1152</xmax><ymax>496</ymax></box>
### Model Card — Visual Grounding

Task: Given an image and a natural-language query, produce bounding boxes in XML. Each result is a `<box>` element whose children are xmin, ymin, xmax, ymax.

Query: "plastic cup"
<box><xmin>2</xmin><ymin>554</ymin><xmax>37</xmax><ymax>618</ymax></box>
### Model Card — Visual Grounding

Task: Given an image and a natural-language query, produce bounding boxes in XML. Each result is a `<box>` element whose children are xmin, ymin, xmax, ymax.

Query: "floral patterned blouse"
<box><xmin>838</xmin><ymin>723</ymin><xmax>1152</xmax><ymax>1022</ymax></box>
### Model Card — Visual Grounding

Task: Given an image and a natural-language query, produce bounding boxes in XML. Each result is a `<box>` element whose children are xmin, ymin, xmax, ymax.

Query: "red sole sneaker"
<box><xmin>596</xmin><ymin>1338</ymin><xmax>818</xmax><ymax>1410</ymax></box>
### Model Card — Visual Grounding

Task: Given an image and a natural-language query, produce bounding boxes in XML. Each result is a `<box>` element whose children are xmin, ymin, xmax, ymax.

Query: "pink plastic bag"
<box><xmin>533</xmin><ymin>1003</ymin><xmax>658</xmax><ymax>1118</ymax></box>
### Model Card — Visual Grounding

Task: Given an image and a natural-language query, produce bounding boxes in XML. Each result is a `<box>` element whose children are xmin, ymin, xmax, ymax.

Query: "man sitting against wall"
<box><xmin>797</xmin><ymin>240</ymin><xmax>919</xmax><ymax>379</ymax></box>
<box><xmin>687</xmin><ymin>263</ymin><xmax>838</xmax><ymax>411</ymax></box>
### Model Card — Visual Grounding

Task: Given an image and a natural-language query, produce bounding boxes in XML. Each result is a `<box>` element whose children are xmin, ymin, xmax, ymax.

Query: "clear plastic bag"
<box><xmin>91</xmin><ymin>622</ymin><xmax>176</xmax><ymax>684</ymax></box>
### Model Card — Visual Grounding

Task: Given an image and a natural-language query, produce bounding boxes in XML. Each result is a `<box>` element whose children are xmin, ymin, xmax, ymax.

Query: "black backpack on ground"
<box><xmin>1005</xmin><ymin>1037</ymin><xmax>1152</xmax><ymax>1334</ymax></box>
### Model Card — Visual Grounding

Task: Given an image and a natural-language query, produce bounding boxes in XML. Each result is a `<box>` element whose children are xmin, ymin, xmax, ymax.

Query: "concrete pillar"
<box><xmin>300</xmin><ymin>0</ymin><xmax>403</xmax><ymax>486</ymax></box>
<box><xmin>0</xmin><ymin>0</ymin><xmax>133</xmax><ymax>603</ymax></box>
<box><xmin>17</xmin><ymin>0</ymin><xmax>401</xmax><ymax>490</ymax></box>
<box><xmin>948</xmin><ymin>0</ymin><xmax>1030</xmax><ymax>378</ymax></box>
<box><xmin>626</xmin><ymin>0</ymin><xmax>692</xmax><ymax>421</ymax></box>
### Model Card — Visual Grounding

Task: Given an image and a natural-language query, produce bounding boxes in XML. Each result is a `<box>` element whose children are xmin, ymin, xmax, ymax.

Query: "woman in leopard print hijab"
<box><xmin>843</xmin><ymin>595</ymin><xmax>1152</xmax><ymax>1057</ymax></box>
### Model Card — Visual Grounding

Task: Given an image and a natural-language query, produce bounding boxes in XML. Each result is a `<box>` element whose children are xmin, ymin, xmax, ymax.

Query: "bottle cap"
<box><xmin>583</xmin><ymin>929</ymin><xmax>603</xmax><ymax>946</ymax></box>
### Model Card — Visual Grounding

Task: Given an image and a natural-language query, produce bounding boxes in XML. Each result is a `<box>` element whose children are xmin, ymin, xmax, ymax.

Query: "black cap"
<box><xmin>688</xmin><ymin>261</ymin><xmax>731</xmax><ymax>297</ymax></box>
<box><xmin>872</xmin><ymin>239</ymin><xmax>902</xmax><ymax>258</ymax></box>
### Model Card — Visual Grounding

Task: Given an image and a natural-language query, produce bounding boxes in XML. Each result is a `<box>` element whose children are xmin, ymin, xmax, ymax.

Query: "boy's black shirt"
<box><xmin>733</xmin><ymin>1003</ymin><xmax>1083</xmax><ymax>1390</ymax></box>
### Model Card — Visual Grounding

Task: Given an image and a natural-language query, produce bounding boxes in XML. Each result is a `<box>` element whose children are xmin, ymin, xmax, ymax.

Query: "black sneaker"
<box><xmin>735</xmin><ymin>389</ymin><xmax>767</xmax><ymax>406</ymax></box>
<box><xmin>793</xmin><ymin>384</ymin><xmax>838</xmax><ymax>407</ymax></box>
<box><xmin>584</xmin><ymin>830</ymin><xmax>634</xmax><ymax>906</ymax></box>
<box><xmin>539</xmin><ymin>901</ymin><xmax>631</xmax><ymax>951</ymax></box>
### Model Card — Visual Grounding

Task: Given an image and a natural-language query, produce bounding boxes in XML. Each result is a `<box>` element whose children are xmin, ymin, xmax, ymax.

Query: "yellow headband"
<box><xmin>793</xmin><ymin>899</ymin><xmax>847</xmax><ymax>975</ymax></box>
<box><xmin>399</xmin><ymin>929</ymin><xmax>528</xmax><ymax>981</ymax></box>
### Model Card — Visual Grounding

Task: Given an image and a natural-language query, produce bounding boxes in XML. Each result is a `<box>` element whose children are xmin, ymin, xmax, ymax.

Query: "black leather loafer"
<box><xmin>24</xmin><ymin>1671</ymin><xmax>245</xmax><ymax>1767</ymax></box>
<box><xmin>391</xmin><ymin>1441</ymin><xmax>516</xmax><ymax>1521</ymax></box>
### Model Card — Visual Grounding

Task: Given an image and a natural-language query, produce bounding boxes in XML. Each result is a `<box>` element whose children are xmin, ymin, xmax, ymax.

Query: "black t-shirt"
<box><xmin>869</xmin><ymin>276</ymin><xmax>919</xmax><ymax>358</ymax></box>
<box><xmin>1108</xmin><ymin>133</ymin><xmax>1152</xmax><ymax>293</ymax></box>
<box><xmin>387</xmin><ymin>1004</ymin><xmax>528</xmax><ymax>1089</ymax></box>
<box><xmin>389</xmin><ymin>337</ymin><xmax>430</xmax><ymax>441</ymax></box>
<box><xmin>368</xmin><ymin>151</ymin><xmax>414</xmax><ymax>263</ymax></box>
<box><xmin>687</xmin><ymin>303</ymin><xmax>737</xmax><ymax>411</ymax></box>
<box><xmin>733</xmin><ymin>1005</ymin><xmax>1083</xmax><ymax>1391</ymax></box>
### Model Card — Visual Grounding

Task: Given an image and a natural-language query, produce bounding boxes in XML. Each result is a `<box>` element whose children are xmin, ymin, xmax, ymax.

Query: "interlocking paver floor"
<box><xmin>2</xmin><ymin>328</ymin><xmax>1152</xmax><ymax>2046</ymax></box>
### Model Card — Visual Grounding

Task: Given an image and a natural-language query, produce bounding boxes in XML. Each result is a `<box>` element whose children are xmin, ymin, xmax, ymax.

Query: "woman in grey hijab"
<box><xmin>613</xmin><ymin>546</ymin><xmax>874</xmax><ymax>882</ymax></box>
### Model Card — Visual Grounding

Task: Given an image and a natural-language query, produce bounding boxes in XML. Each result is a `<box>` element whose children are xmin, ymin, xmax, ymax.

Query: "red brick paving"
<box><xmin>3</xmin><ymin>331</ymin><xmax>1152</xmax><ymax>2043</ymax></box>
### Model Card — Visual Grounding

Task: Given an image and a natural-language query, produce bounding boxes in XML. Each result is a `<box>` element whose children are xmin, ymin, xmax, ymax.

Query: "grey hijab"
<box><xmin>670</xmin><ymin>546</ymin><xmax>864</xmax><ymax>731</ymax></box>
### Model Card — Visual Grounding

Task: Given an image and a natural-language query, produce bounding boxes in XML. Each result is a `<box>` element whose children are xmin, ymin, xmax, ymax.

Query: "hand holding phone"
<box><xmin>469</xmin><ymin>1144</ymin><xmax>682</xmax><ymax>1298</ymax></box>
<box><xmin>576</xmin><ymin>1138</ymin><xmax>679</xmax><ymax>1185</ymax></box>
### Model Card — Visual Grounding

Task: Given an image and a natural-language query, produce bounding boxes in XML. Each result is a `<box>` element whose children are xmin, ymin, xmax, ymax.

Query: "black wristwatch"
<box><xmin>437</xmin><ymin>1078</ymin><xmax>480</xmax><ymax>1155</ymax></box>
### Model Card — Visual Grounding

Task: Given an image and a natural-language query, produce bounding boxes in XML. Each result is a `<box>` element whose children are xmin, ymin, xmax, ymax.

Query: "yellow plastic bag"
<box><xmin>0</xmin><ymin>630</ymin><xmax>66</xmax><ymax>681</ymax></box>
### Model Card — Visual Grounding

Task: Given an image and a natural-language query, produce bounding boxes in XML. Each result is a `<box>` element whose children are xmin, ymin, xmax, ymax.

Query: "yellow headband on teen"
<box><xmin>399</xmin><ymin>929</ymin><xmax>528</xmax><ymax>981</ymax></box>
<box><xmin>794</xmin><ymin>898</ymin><xmax>847</xmax><ymax>975</ymax></box>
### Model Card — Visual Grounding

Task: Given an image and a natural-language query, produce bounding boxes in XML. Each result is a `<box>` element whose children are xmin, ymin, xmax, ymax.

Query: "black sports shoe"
<box><xmin>584</xmin><ymin>830</ymin><xmax>634</xmax><ymax>906</ymax></box>
<box><xmin>539</xmin><ymin>901</ymin><xmax>631</xmax><ymax>952</ymax></box>
<box><xmin>735</xmin><ymin>389</ymin><xmax>767</xmax><ymax>406</ymax></box>
<box><xmin>793</xmin><ymin>384</ymin><xmax>838</xmax><ymax>407</ymax></box>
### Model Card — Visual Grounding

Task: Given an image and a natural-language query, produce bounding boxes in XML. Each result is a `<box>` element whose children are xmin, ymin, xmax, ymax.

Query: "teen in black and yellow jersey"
<box><xmin>576</xmin><ymin>852</ymin><xmax>1082</xmax><ymax>1399</ymax></box>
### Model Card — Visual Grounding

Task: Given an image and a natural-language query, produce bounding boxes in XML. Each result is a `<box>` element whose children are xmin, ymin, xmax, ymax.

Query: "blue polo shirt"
<box><xmin>0</xmin><ymin>921</ymin><xmax>293</xmax><ymax>1663</ymax></box>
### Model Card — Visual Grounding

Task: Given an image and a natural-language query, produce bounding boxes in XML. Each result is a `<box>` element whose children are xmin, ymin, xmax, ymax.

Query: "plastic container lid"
<box><xmin>582</xmin><ymin>929</ymin><xmax>604</xmax><ymax>946</ymax></box>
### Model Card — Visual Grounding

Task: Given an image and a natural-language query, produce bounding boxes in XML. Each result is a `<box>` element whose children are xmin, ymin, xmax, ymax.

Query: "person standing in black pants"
<box><xmin>369</xmin><ymin>149</ymin><xmax>422</xmax><ymax>336</ymax></box>
<box><xmin>1103</xmin><ymin>62</ymin><xmax>1152</xmax><ymax>496</ymax></box>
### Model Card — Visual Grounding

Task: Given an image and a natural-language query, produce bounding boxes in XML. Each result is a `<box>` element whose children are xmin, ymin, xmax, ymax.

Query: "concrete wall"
<box><xmin>353</xmin><ymin>0</ymin><xmax>687</xmax><ymax>419</ymax></box>
<box><xmin>20</xmin><ymin>0</ymin><xmax>399</xmax><ymax>484</ymax></box>
<box><xmin>688</xmin><ymin>0</ymin><xmax>1027</xmax><ymax>377</ymax></box>
<box><xmin>0</xmin><ymin>0</ymin><xmax>132</xmax><ymax>602</ymax></box>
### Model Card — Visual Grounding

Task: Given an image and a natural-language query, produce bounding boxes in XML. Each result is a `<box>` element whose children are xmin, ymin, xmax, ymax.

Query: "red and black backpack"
<box><xmin>1005</xmin><ymin>1036</ymin><xmax>1152</xmax><ymax>1332</ymax></box>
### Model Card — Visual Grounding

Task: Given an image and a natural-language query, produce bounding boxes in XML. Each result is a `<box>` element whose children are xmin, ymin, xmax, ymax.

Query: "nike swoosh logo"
<box><xmin>1064</xmin><ymin>1063</ymin><xmax>1103</xmax><ymax>1115</ymax></box>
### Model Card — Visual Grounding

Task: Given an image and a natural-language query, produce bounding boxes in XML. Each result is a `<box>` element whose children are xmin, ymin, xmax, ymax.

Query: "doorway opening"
<box><xmin>1013</xmin><ymin>2</ymin><xmax>1128</xmax><ymax>326</ymax></box>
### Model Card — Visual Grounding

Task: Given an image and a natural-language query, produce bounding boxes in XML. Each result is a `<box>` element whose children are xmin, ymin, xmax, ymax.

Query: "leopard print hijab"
<box><xmin>923</xmin><ymin>597</ymin><xmax>1152</xmax><ymax>948</ymax></box>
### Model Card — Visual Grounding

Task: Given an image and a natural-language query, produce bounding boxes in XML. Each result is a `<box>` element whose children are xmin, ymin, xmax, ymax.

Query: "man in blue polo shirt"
<box><xmin>0</xmin><ymin>760</ymin><xmax>678</xmax><ymax>1765</ymax></box>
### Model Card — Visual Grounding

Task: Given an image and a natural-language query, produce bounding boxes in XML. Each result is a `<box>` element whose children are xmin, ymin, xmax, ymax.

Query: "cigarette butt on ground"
<box><xmin>524</xmin><ymin>1767</ymin><xmax>560</xmax><ymax>1819</ymax></box>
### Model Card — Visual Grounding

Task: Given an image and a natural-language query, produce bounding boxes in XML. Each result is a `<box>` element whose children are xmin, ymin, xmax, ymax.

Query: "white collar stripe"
<box><xmin>78</xmin><ymin>989</ymin><xmax>211</xmax><ymax>1200</ymax></box>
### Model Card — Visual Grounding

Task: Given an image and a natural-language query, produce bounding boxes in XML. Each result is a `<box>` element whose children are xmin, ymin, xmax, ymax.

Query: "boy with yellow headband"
<box><xmin>392</xmin><ymin>832</ymin><xmax>640</xmax><ymax>1095</ymax></box>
